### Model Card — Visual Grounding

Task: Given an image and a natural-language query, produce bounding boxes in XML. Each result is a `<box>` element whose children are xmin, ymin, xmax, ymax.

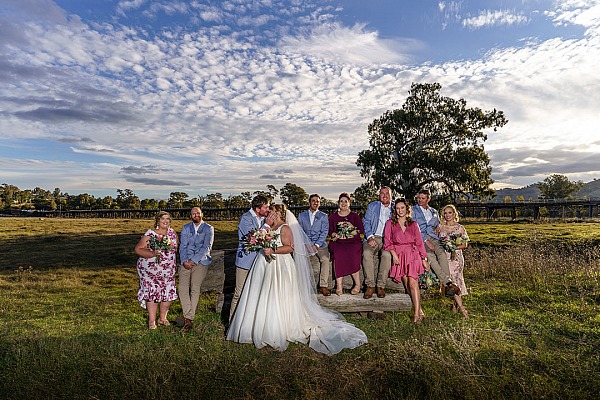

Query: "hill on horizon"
<box><xmin>492</xmin><ymin>179</ymin><xmax>600</xmax><ymax>202</ymax></box>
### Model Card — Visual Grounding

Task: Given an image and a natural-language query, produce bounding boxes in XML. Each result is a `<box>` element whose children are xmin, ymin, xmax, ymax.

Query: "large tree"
<box><xmin>116</xmin><ymin>189</ymin><xmax>140</xmax><ymax>209</ymax></box>
<box><xmin>357</xmin><ymin>83</ymin><xmax>507</xmax><ymax>200</ymax></box>
<box><xmin>279</xmin><ymin>183</ymin><xmax>308</xmax><ymax>206</ymax></box>
<box><xmin>537</xmin><ymin>174</ymin><xmax>584</xmax><ymax>199</ymax></box>
<box><xmin>167</xmin><ymin>191</ymin><xmax>189</xmax><ymax>208</ymax></box>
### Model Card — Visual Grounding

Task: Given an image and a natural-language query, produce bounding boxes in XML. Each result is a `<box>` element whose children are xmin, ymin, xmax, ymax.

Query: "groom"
<box><xmin>229</xmin><ymin>194</ymin><xmax>275</xmax><ymax>321</ymax></box>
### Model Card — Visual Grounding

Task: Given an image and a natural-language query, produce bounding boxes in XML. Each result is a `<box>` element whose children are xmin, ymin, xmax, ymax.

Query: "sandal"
<box><xmin>148</xmin><ymin>321</ymin><xmax>157</xmax><ymax>330</ymax></box>
<box><xmin>158</xmin><ymin>319</ymin><xmax>171</xmax><ymax>326</ymax></box>
<box><xmin>350</xmin><ymin>285</ymin><xmax>361</xmax><ymax>295</ymax></box>
<box><xmin>335</xmin><ymin>288</ymin><xmax>343</xmax><ymax>296</ymax></box>
<box><xmin>458</xmin><ymin>306</ymin><xmax>469</xmax><ymax>319</ymax></box>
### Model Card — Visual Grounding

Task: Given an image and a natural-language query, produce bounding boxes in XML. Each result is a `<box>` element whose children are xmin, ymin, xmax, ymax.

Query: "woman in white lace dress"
<box><xmin>226</xmin><ymin>204</ymin><xmax>367</xmax><ymax>355</ymax></box>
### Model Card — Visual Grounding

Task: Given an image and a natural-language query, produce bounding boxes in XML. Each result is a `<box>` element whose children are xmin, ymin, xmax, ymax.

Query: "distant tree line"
<box><xmin>0</xmin><ymin>182</ymin><xmax>369</xmax><ymax>212</ymax></box>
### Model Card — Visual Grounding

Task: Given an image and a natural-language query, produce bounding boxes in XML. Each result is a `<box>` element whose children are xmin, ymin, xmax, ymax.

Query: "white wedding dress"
<box><xmin>226</xmin><ymin>212</ymin><xmax>367</xmax><ymax>355</ymax></box>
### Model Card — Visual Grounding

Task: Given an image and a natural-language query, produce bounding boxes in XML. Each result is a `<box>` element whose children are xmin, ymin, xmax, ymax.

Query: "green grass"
<box><xmin>1</xmin><ymin>218</ymin><xmax>599</xmax><ymax>399</ymax></box>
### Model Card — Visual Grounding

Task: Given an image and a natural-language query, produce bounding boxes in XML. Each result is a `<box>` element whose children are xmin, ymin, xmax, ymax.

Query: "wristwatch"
<box><xmin>422</xmin><ymin>257</ymin><xmax>428</xmax><ymax>262</ymax></box>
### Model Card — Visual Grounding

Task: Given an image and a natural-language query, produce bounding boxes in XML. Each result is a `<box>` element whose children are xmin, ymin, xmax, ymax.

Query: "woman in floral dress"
<box><xmin>437</xmin><ymin>204</ymin><xmax>469</xmax><ymax>319</ymax></box>
<box><xmin>328</xmin><ymin>192</ymin><xmax>364</xmax><ymax>296</ymax></box>
<box><xmin>134</xmin><ymin>211</ymin><xmax>178</xmax><ymax>329</ymax></box>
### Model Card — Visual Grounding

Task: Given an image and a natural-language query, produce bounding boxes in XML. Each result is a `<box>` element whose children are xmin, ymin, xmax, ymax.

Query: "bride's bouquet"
<box><xmin>244</xmin><ymin>228</ymin><xmax>279</xmax><ymax>262</ymax></box>
<box><xmin>332</xmin><ymin>221</ymin><xmax>360</xmax><ymax>241</ymax></box>
<box><xmin>440</xmin><ymin>232</ymin><xmax>469</xmax><ymax>260</ymax></box>
<box><xmin>148</xmin><ymin>234</ymin><xmax>174</xmax><ymax>263</ymax></box>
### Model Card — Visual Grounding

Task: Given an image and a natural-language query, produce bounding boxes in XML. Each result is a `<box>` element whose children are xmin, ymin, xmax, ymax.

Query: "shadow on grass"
<box><xmin>2</xmin><ymin>230</ymin><xmax>239</xmax><ymax>271</ymax></box>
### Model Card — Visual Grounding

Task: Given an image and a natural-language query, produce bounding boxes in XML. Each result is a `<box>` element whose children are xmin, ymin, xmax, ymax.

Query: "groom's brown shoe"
<box><xmin>363</xmin><ymin>286</ymin><xmax>375</xmax><ymax>299</ymax></box>
<box><xmin>319</xmin><ymin>287</ymin><xmax>331</xmax><ymax>296</ymax></box>
<box><xmin>180</xmin><ymin>318</ymin><xmax>193</xmax><ymax>333</ymax></box>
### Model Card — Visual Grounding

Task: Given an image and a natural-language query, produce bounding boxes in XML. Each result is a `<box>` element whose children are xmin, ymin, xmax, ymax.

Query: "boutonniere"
<box><xmin>314</xmin><ymin>214</ymin><xmax>319</xmax><ymax>220</ymax></box>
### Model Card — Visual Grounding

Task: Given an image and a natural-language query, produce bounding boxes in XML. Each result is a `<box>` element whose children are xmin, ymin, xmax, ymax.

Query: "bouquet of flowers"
<box><xmin>148</xmin><ymin>234</ymin><xmax>174</xmax><ymax>263</ymax></box>
<box><xmin>440</xmin><ymin>232</ymin><xmax>470</xmax><ymax>260</ymax></box>
<box><xmin>244</xmin><ymin>228</ymin><xmax>279</xmax><ymax>262</ymax></box>
<box><xmin>418</xmin><ymin>270</ymin><xmax>439</xmax><ymax>290</ymax></box>
<box><xmin>332</xmin><ymin>221</ymin><xmax>360</xmax><ymax>241</ymax></box>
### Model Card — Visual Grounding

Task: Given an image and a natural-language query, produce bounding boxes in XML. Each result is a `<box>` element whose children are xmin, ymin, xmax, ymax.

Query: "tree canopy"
<box><xmin>356</xmin><ymin>82</ymin><xmax>508</xmax><ymax>200</ymax></box>
<box><xmin>537</xmin><ymin>174</ymin><xmax>584</xmax><ymax>199</ymax></box>
<box><xmin>279</xmin><ymin>183</ymin><xmax>308</xmax><ymax>206</ymax></box>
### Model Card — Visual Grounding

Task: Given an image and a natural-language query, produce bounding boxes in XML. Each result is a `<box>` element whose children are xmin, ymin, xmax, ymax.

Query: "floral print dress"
<box><xmin>437</xmin><ymin>223</ymin><xmax>469</xmax><ymax>295</ymax></box>
<box><xmin>136</xmin><ymin>228</ymin><xmax>178</xmax><ymax>308</ymax></box>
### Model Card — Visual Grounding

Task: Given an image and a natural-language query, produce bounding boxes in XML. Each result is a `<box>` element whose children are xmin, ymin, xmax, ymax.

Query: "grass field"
<box><xmin>1</xmin><ymin>218</ymin><xmax>599</xmax><ymax>399</ymax></box>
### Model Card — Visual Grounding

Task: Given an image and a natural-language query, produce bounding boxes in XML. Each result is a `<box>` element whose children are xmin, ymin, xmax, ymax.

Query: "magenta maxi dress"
<box><xmin>383</xmin><ymin>220</ymin><xmax>428</xmax><ymax>281</ymax></box>
<box><xmin>328</xmin><ymin>211</ymin><xmax>364</xmax><ymax>278</ymax></box>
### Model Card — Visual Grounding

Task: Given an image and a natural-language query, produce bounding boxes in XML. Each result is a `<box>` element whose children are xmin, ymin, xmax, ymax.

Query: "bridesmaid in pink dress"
<box><xmin>383</xmin><ymin>198</ymin><xmax>430</xmax><ymax>324</ymax></box>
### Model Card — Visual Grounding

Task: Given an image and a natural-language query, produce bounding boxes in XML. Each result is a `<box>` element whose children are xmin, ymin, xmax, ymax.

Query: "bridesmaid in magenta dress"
<box><xmin>383</xmin><ymin>198</ymin><xmax>430</xmax><ymax>324</ymax></box>
<box><xmin>328</xmin><ymin>192</ymin><xmax>364</xmax><ymax>296</ymax></box>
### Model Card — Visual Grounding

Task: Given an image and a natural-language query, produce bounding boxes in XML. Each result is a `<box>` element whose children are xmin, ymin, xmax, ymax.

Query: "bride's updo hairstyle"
<box><xmin>270</xmin><ymin>203</ymin><xmax>287</xmax><ymax>222</ymax></box>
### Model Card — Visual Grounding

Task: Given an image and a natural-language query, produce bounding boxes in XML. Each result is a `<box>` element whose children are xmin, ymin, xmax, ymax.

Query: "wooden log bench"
<box><xmin>200</xmin><ymin>249</ymin><xmax>413</xmax><ymax>315</ymax></box>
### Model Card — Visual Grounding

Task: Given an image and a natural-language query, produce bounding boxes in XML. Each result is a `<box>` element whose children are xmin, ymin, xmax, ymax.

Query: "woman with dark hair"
<box><xmin>134</xmin><ymin>211</ymin><xmax>178</xmax><ymax>329</ymax></box>
<box><xmin>328</xmin><ymin>192</ymin><xmax>364</xmax><ymax>296</ymax></box>
<box><xmin>383</xmin><ymin>198</ymin><xmax>430</xmax><ymax>324</ymax></box>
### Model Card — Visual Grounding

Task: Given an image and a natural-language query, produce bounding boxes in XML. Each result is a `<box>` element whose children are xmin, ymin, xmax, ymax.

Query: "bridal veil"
<box><xmin>285</xmin><ymin>210</ymin><xmax>367</xmax><ymax>354</ymax></box>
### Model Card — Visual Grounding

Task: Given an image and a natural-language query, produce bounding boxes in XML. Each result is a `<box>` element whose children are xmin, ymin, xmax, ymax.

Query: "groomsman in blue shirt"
<box><xmin>362</xmin><ymin>187</ymin><xmax>393</xmax><ymax>299</ymax></box>
<box><xmin>178</xmin><ymin>207</ymin><xmax>214</xmax><ymax>332</ymax></box>
<box><xmin>298</xmin><ymin>194</ymin><xmax>332</xmax><ymax>296</ymax></box>
<box><xmin>229</xmin><ymin>194</ymin><xmax>275</xmax><ymax>321</ymax></box>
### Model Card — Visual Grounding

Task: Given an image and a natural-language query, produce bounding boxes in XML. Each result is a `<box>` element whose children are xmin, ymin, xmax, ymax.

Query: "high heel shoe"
<box><xmin>350</xmin><ymin>285</ymin><xmax>360</xmax><ymax>295</ymax></box>
<box><xmin>458</xmin><ymin>306</ymin><xmax>469</xmax><ymax>319</ymax></box>
<box><xmin>335</xmin><ymin>287</ymin><xmax>343</xmax><ymax>296</ymax></box>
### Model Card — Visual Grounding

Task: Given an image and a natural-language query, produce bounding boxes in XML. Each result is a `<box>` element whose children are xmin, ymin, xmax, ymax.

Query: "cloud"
<box><xmin>489</xmin><ymin>146</ymin><xmax>600</xmax><ymax>183</ymax></box>
<box><xmin>124</xmin><ymin>176</ymin><xmax>190</xmax><ymax>186</ymax></box>
<box><xmin>462</xmin><ymin>10</ymin><xmax>529</xmax><ymax>29</ymax></box>
<box><xmin>259</xmin><ymin>174</ymin><xmax>286</xmax><ymax>180</ymax></box>
<box><xmin>545</xmin><ymin>0</ymin><xmax>600</xmax><ymax>29</ymax></box>
<box><xmin>120</xmin><ymin>165</ymin><xmax>173</xmax><ymax>175</ymax></box>
<box><xmin>280</xmin><ymin>23</ymin><xmax>415</xmax><ymax>65</ymax></box>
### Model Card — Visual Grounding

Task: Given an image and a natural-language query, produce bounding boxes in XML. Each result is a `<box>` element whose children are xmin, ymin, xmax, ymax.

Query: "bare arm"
<box><xmin>134</xmin><ymin>235</ymin><xmax>159</xmax><ymax>259</ymax></box>
<box><xmin>264</xmin><ymin>225</ymin><xmax>293</xmax><ymax>257</ymax></box>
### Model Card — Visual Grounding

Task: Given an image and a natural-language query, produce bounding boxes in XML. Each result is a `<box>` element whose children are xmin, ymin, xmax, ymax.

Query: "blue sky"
<box><xmin>1</xmin><ymin>0</ymin><xmax>599</xmax><ymax>201</ymax></box>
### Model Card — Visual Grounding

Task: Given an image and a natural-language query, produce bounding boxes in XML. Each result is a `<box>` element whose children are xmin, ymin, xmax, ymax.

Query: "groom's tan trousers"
<box><xmin>229</xmin><ymin>267</ymin><xmax>250</xmax><ymax>321</ymax></box>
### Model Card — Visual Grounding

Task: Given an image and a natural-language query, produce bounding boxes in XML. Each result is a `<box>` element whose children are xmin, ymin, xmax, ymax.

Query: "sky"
<box><xmin>1</xmin><ymin>0</ymin><xmax>599</xmax><ymax>201</ymax></box>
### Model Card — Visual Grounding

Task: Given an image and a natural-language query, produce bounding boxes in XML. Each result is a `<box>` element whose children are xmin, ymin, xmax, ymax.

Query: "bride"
<box><xmin>226</xmin><ymin>204</ymin><xmax>367</xmax><ymax>355</ymax></box>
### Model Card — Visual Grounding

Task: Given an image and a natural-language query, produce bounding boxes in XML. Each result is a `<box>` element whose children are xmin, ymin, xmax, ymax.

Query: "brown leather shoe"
<box><xmin>376</xmin><ymin>287</ymin><xmax>386</xmax><ymax>298</ymax></box>
<box><xmin>180</xmin><ymin>318</ymin><xmax>193</xmax><ymax>332</ymax></box>
<box><xmin>319</xmin><ymin>287</ymin><xmax>331</xmax><ymax>296</ymax></box>
<box><xmin>363</xmin><ymin>286</ymin><xmax>375</xmax><ymax>299</ymax></box>
<box><xmin>444</xmin><ymin>282</ymin><xmax>461</xmax><ymax>297</ymax></box>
